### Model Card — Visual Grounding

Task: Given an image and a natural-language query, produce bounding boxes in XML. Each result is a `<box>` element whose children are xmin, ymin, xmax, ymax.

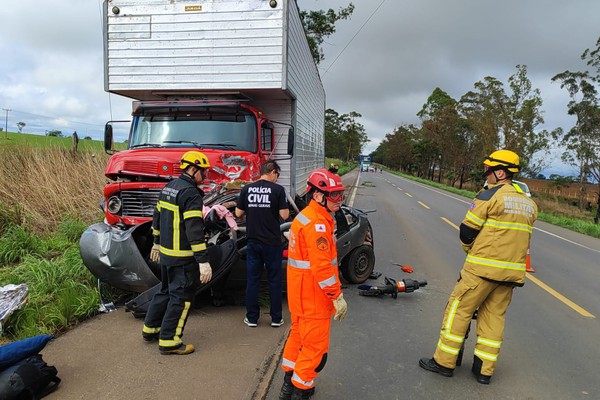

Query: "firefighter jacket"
<box><xmin>151</xmin><ymin>173</ymin><xmax>209</xmax><ymax>266</ymax></box>
<box><xmin>286</xmin><ymin>200</ymin><xmax>342</xmax><ymax>319</ymax></box>
<box><xmin>461</xmin><ymin>182</ymin><xmax>537</xmax><ymax>285</ymax></box>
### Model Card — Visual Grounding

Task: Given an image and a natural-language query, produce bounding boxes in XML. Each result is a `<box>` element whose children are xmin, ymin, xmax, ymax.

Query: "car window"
<box><xmin>512</xmin><ymin>180</ymin><xmax>532</xmax><ymax>197</ymax></box>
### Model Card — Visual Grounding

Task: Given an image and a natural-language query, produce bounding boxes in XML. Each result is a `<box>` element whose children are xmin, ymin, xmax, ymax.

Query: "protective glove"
<box><xmin>460</xmin><ymin>242</ymin><xmax>472</xmax><ymax>254</ymax></box>
<box><xmin>332</xmin><ymin>293</ymin><xmax>347</xmax><ymax>321</ymax></box>
<box><xmin>150</xmin><ymin>243</ymin><xmax>160</xmax><ymax>262</ymax></box>
<box><xmin>199</xmin><ymin>262</ymin><xmax>212</xmax><ymax>284</ymax></box>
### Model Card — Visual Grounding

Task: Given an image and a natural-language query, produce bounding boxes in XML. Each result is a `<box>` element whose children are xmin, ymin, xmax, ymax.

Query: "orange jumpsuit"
<box><xmin>281</xmin><ymin>200</ymin><xmax>342</xmax><ymax>390</ymax></box>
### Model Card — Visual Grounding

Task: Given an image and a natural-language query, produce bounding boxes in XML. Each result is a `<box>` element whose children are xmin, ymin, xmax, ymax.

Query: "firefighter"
<box><xmin>419</xmin><ymin>149</ymin><xmax>537</xmax><ymax>384</ymax></box>
<box><xmin>278</xmin><ymin>168</ymin><xmax>347</xmax><ymax>400</ymax></box>
<box><xmin>142</xmin><ymin>151</ymin><xmax>212</xmax><ymax>355</ymax></box>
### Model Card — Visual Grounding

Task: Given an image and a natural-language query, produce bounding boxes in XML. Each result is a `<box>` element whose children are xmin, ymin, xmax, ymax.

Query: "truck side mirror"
<box><xmin>287</xmin><ymin>127</ymin><xmax>294</xmax><ymax>156</ymax></box>
<box><xmin>104</xmin><ymin>124</ymin><xmax>114</xmax><ymax>154</ymax></box>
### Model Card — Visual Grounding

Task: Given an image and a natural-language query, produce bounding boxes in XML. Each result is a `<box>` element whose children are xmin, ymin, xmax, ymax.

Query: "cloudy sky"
<box><xmin>1</xmin><ymin>0</ymin><xmax>599</xmax><ymax>177</ymax></box>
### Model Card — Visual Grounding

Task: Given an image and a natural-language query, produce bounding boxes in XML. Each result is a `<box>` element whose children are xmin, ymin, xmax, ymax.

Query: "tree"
<box><xmin>47</xmin><ymin>130</ymin><xmax>63</xmax><ymax>137</ymax></box>
<box><xmin>553</xmin><ymin>36</ymin><xmax>600</xmax><ymax>221</ymax></box>
<box><xmin>16</xmin><ymin>122</ymin><xmax>26</xmax><ymax>133</ymax></box>
<box><xmin>300</xmin><ymin>3</ymin><xmax>354</xmax><ymax>65</ymax></box>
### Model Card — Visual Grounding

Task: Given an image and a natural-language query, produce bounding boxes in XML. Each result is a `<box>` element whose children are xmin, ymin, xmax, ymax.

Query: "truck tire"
<box><xmin>341</xmin><ymin>245</ymin><xmax>375</xmax><ymax>284</ymax></box>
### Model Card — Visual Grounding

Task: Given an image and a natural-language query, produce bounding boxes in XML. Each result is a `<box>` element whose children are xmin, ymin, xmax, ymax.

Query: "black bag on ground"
<box><xmin>0</xmin><ymin>354</ymin><xmax>60</xmax><ymax>399</ymax></box>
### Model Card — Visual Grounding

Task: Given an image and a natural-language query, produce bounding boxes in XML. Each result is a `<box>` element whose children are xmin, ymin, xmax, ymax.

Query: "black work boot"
<box><xmin>472</xmin><ymin>355</ymin><xmax>492</xmax><ymax>384</ymax></box>
<box><xmin>278</xmin><ymin>371</ymin><xmax>294</xmax><ymax>400</ymax></box>
<box><xmin>291</xmin><ymin>386</ymin><xmax>314</xmax><ymax>400</ymax></box>
<box><xmin>419</xmin><ymin>357</ymin><xmax>454</xmax><ymax>377</ymax></box>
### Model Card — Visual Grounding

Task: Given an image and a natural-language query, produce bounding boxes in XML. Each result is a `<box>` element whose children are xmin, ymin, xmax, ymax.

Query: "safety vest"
<box><xmin>463</xmin><ymin>183</ymin><xmax>537</xmax><ymax>284</ymax></box>
<box><xmin>151</xmin><ymin>174</ymin><xmax>208</xmax><ymax>266</ymax></box>
<box><xmin>286</xmin><ymin>200</ymin><xmax>342</xmax><ymax>319</ymax></box>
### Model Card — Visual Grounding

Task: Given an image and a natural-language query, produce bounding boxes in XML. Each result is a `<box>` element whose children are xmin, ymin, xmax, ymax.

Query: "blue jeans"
<box><xmin>245</xmin><ymin>241</ymin><xmax>283</xmax><ymax>323</ymax></box>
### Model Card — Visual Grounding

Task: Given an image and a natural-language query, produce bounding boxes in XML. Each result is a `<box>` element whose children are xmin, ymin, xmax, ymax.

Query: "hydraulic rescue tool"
<box><xmin>358</xmin><ymin>276</ymin><xmax>427</xmax><ymax>298</ymax></box>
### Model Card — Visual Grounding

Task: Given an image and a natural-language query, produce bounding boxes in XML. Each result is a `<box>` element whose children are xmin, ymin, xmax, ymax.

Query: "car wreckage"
<box><xmin>80</xmin><ymin>188</ymin><xmax>375</xmax><ymax>316</ymax></box>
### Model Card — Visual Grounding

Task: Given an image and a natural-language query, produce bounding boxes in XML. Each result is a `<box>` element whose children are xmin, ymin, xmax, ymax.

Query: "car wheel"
<box><xmin>341</xmin><ymin>245</ymin><xmax>375</xmax><ymax>284</ymax></box>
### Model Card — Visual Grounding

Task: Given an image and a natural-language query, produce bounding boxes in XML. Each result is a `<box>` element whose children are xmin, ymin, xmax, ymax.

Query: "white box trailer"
<box><xmin>103</xmin><ymin>0</ymin><xmax>325</xmax><ymax>197</ymax></box>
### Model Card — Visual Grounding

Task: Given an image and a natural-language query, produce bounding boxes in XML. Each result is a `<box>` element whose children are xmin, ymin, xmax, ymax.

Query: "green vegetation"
<box><xmin>0</xmin><ymin>131</ymin><xmax>126</xmax><ymax>152</ymax></box>
<box><xmin>326</xmin><ymin>158</ymin><xmax>357</xmax><ymax>176</ymax></box>
<box><xmin>385</xmin><ymin>168</ymin><xmax>600</xmax><ymax>239</ymax></box>
<box><xmin>0</xmin><ymin>217</ymin><xmax>100</xmax><ymax>342</ymax></box>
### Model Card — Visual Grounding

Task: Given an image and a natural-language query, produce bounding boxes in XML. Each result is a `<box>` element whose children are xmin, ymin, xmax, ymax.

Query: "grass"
<box><xmin>385</xmin><ymin>168</ymin><xmax>600</xmax><ymax>239</ymax></box>
<box><xmin>0</xmin><ymin>131</ymin><xmax>126</xmax><ymax>152</ymax></box>
<box><xmin>326</xmin><ymin>158</ymin><xmax>358</xmax><ymax>176</ymax></box>
<box><xmin>0</xmin><ymin>221</ymin><xmax>100</xmax><ymax>342</ymax></box>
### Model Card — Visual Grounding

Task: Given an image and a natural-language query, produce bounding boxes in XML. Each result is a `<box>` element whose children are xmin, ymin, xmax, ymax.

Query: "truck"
<box><xmin>81</xmin><ymin>0</ymin><xmax>375</xmax><ymax>309</ymax></box>
<box><xmin>81</xmin><ymin>0</ymin><xmax>323</xmax><ymax>291</ymax></box>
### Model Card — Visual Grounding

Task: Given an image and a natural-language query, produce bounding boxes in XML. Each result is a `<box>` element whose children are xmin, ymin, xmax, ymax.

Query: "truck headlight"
<box><xmin>107</xmin><ymin>196</ymin><xmax>122</xmax><ymax>214</ymax></box>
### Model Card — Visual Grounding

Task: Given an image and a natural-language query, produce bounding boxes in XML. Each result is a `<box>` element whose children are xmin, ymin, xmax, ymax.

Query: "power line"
<box><xmin>322</xmin><ymin>0</ymin><xmax>387</xmax><ymax>77</ymax></box>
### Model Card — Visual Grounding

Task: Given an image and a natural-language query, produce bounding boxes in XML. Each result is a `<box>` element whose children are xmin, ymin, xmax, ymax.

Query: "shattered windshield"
<box><xmin>129</xmin><ymin>105</ymin><xmax>257</xmax><ymax>152</ymax></box>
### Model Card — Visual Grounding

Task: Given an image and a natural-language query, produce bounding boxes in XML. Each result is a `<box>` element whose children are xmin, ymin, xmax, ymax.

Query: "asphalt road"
<box><xmin>266</xmin><ymin>171</ymin><xmax>600</xmax><ymax>400</ymax></box>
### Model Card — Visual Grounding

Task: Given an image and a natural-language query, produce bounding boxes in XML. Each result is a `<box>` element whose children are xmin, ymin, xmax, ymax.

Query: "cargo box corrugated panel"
<box><xmin>104</xmin><ymin>0</ymin><xmax>286</xmax><ymax>99</ymax></box>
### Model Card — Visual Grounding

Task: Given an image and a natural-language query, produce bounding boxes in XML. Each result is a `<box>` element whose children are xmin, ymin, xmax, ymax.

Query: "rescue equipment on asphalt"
<box><xmin>358</xmin><ymin>276</ymin><xmax>427</xmax><ymax>298</ymax></box>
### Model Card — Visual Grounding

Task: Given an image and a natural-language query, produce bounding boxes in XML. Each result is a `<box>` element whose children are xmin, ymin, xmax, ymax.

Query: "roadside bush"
<box><xmin>0</xmin><ymin>225</ymin><xmax>48</xmax><ymax>265</ymax></box>
<box><xmin>0</xmin><ymin>247</ymin><xmax>99</xmax><ymax>341</ymax></box>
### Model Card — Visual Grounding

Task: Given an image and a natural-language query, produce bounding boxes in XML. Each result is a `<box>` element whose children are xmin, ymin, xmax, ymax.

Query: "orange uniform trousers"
<box><xmin>281</xmin><ymin>314</ymin><xmax>331</xmax><ymax>390</ymax></box>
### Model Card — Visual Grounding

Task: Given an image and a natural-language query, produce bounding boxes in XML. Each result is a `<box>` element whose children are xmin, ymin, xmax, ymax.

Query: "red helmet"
<box><xmin>307</xmin><ymin>168</ymin><xmax>345</xmax><ymax>202</ymax></box>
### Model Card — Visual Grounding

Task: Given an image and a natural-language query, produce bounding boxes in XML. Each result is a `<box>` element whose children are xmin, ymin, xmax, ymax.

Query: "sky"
<box><xmin>1</xmin><ymin>0</ymin><xmax>599</xmax><ymax>178</ymax></box>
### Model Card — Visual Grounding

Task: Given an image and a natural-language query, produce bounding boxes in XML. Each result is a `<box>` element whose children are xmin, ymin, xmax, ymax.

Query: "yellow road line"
<box><xmin>526</xmin><ymin>273</ymin><xmax>595</xmax><ymax>318</ymax></box>
<box><xmin>441</xmin><ymin>217</ymin><xmax>459</xmax><ymax>230</ymax></box>
<box><xmin>405</xmin><ymin>193</ymin><xmax>413</xmax><ymax>197</ymax></box>
<box><xmin>440</xmin><ymin>217</ymin><xmax>595</xmax><ymax>318</ymax></box>
<box><xmin>418</xmin><ymin>201</ymin><xmax>430</xmax><ymax>209</ymax></box>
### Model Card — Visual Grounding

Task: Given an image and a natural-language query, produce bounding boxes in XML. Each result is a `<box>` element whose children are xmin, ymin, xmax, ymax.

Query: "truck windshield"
<box><xmin>129</xmin><ymin>106</ymin><xmax>257</xmax><ymax>152</ymax></box>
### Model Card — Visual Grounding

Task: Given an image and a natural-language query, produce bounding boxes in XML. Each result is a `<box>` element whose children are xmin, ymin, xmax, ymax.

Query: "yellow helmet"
<box><xmin>181</xmin><ymin>151</ymin><xmax>210</xmax><ymax>170</ymax></box>
<box><xmin>483</xmin><ymin>149</ymin><xmax>519</xmax><ymax>173</ymax></box>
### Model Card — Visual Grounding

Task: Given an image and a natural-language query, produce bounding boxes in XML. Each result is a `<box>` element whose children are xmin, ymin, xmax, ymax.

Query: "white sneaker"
<box><xmin>244</xmin><ymin>317</ymin><xmax>257</xmax><ymax>327</ymax></box>
<box><xmin>271</xmin><ymin>319</ymin><xmax>284</xmax><ymax>327</ymax></box>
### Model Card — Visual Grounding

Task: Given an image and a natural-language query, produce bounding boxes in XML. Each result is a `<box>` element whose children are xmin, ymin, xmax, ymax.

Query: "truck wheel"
<box><xmin>341</xmin><ymin>245</ymin><xmax>375</xmax><ymax>284</ymax></box>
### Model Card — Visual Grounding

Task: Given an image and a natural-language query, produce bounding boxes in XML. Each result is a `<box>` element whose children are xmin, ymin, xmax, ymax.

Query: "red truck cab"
<box><xmin>102</xmin><ymin>100</ymin><xmax>276</xmax><ymax>227</ymax></box>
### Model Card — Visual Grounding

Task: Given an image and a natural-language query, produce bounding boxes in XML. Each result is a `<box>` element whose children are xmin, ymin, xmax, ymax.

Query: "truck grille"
<box><xmin>121</xmin><ymin>189</ymin><xmax>162</xmax><ymax>218</ymax></box>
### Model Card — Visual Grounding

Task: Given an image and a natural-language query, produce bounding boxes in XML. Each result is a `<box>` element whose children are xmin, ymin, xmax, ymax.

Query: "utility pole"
<box><xmin>2</xmin><ymin>108</ymin><xmax>11</xmax><ymax>139</ymax></box>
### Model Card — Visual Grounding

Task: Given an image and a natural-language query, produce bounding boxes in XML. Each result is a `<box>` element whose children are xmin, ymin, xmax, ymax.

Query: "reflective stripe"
<box><xmin>282</xmin><ymin>358</ymin><xmax>296</xmax><ymax>369</ymax></box>
<box><xmin>191</xmin><ymin>242</ymin><xmax>207</xmax><ymax>252</ymax></box>
<box><xmin>474</xmin><ymin>348</ymin><xmax>498</xmax><ymax>362</ymax></box>
<box><xmin>331</xmin><ymin>258</ymin><xmax>337</xmax><ymax>266</ymax></box>
<box><xmin>444</xmin><ymin>299</ymin><xmax>460</xmax><ymax>332</ymax></box>
<box><xmin>437</xmin><ymin>339</ymin><xmax>460</xmax><ymax>355</ymax></box>
<box><xmin>159</xmin><ymin>338</ymin><xmax>183</xmax><ymax>347</ymax></box>
<box><xmin>318</xmin><ymin>274</ymin><xmax>338</xmax><ymax>289</ymax></box>
<box><xmin>466</xmin><ymin>254</ymin><xmax>526</xmax><ymax>271</ymax></box>
<box><xmin>477</xmin><ymin>336</ymin><xmax>502</xmax><ymax>348</ymax></box>
<box><xmin>152</xmin><ymin>228</ymin><xmax>160</xmax><ymax>237</ymax></box>
<box><xmin>441</xmin><ymin>330</ymin><xmax>464</xmax><ymax>344</ymax></box>
<box><xmin>296</xmin><ymin>212</ymin><xmax>310</xmax><ymax>226</ymax></box>
<box><xmin>158</xmin><ymin>201</ymin><xmax>182</xmax><ymax>251</ymax></box>
<box><xmin>142</xmin><ymin>325</ymin><xmax>160</xmax><ymax>334</ymax></box>
<box><xmin>183</xmin><ymin>210</ymin><xmax>203</xmax><ymax>220</ymax></box>
<box><xmin>160</xmin><ymin>246</ymin><xmax>194</xmax><ymax>257</ymax></box>
<box><xmin>288</xmin><ymin>258</ymin><xmax>310</xmax><ymax>269</ymax></box>
<box><xmin>483</xmin><ymin>218</ymin><xmax>533</xmax><ymax>233</ymax></box>
<box><xmin>292</xmin><ymin>372</ymin><xmax>314</xmax><ymax>388</ymax></box>
<box><xmin>175</xmin><ymin>301</ymin><xmax>191</xmax><ymax>337</ymax></box>
<box><xmin>466</xmin><ymin>211</ymin><xmax>484</xmax><ymax>227</ymax></box>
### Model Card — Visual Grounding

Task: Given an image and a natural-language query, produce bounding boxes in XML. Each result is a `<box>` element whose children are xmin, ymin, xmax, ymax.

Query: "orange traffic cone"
<box><xmin>525</xmin><ymin>246</ymin><xmax>534</xmax><ymax>273</ymax></box>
